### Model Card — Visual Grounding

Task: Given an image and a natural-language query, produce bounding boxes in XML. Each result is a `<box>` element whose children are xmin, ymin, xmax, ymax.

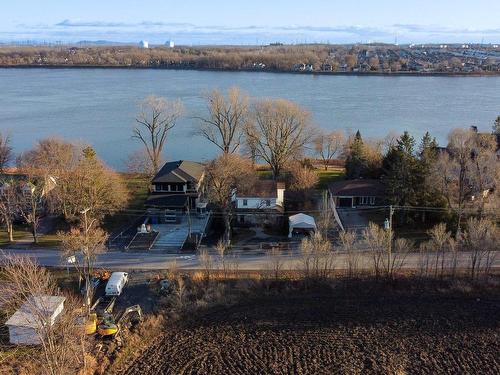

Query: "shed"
<box><xmin>288</xmin><ymin>213</ymin><xmax>316</xmax><ymax>238</ymax></box>
<box><xmin>5</xmin><ymin>296</ymin><xmax>65</xmax><ymax>345</ymax></box>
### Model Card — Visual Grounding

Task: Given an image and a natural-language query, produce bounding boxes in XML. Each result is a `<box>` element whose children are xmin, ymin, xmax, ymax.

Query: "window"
<box><xmin>242</xmin><ymin>199</ymin><xmax>248</xmax><ymax>206</ymax></box>
<box><xmin>266</xmin><ymin>200</ymin><xmax>271</xmax><ymax>207</ymax></box>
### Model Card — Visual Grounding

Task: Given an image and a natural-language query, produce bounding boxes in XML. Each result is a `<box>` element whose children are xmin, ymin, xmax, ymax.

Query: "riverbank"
<box><xmin>2</xmin><ymin>64</ymin><xmax>499</xmax><ymax>77</ymax></box>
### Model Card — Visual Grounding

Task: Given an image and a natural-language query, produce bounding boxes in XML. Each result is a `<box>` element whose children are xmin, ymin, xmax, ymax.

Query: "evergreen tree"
<box><xmin>345</xmin><ymin>130</ymin><xmax>367</xmax><ymax>179</ymax></box>
<box><xmin>416</xmin><ymin>132</ymin><xmax>447</xmax><ymax>221</ymax></box>
<box><xmin>493</xmin><ymin>116</ymin><xmax>500</xmax><ymax>135</ymax></box>
<box><xmin>382</xmin><ymin>132</ymin><xmax>420</xmax><ymax>221</ymax></box>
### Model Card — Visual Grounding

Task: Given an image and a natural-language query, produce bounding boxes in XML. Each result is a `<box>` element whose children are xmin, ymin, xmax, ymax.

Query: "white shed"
<box><xmin>288</xmin><ymin>213</ymin><xmax>316</xmax><ymax>238</ymax></box>
<box><xmin>5</xmin><ymin>296</ymin><xmax>65</xmax><ymax>345</ymax></box>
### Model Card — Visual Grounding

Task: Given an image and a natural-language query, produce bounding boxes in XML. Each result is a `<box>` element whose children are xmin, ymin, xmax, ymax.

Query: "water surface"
<box><xmin>0</xmin><ymin>68</ymin><xmax>498</xmax><ymax>169</ymax></box>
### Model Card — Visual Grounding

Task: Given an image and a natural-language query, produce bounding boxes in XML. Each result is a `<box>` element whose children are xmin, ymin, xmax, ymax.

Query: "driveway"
<box><xmin>337</xmin><ymin>209</ymin><xmax>371</xmax><ymax>233</ymax></box>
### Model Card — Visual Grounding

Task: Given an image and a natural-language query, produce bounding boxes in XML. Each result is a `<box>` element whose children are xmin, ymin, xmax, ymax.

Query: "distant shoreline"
<box><xmin>1</xmin><ymin>64</ymin><xmax>499</xmax><ymax>77</ymax></box>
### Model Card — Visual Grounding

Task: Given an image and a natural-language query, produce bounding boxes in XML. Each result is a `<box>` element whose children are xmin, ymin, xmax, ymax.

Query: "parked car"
<box><xmin>105</xmin><ymin>272</ymin><xmax>129</xmax><ymax>296</ymax></box>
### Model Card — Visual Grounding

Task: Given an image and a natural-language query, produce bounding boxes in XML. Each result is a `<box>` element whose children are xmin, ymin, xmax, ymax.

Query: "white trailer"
<box><xmin>105</xmin><ymin>272</ymin><xmax>129</xmax><ymax>296</ymax></box>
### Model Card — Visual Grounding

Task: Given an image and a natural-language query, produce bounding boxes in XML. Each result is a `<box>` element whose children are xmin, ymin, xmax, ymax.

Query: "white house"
<box><xmin>166</xmin><ymin>40</ymin><xmax>175</xmax><ymax>48</ymax></box>
<box><xmin>233</xmin><ymin>181</ymin><xmax>285</xmax><ymax>226</ymax></box>
<box><xmin>5</xmin><ymin>296</ymin><xmax>65</xmax><ymax>345</ymax></box>
<box><xmin>139</xmin><ymin>40</ymin><xmax>149</xmax><ymax>49</ymax></box>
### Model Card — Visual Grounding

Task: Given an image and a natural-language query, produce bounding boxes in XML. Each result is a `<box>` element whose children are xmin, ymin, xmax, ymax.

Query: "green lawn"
<box><xmin>316</xmin><ymin>168</ymin><xmax>345</xmax><ymax>189</ymax></box>
<box><xmin>0</xmin><ymin>229</ymin><xmax>61</xmax><ymax>248</ymax></box>
<box><xmin>0</xmin><ymin>229</ymin><xmax>32</xmax><ymax>247</ymax></box>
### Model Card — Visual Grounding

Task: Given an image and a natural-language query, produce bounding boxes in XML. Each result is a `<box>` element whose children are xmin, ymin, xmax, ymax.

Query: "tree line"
<box><xmin>1</xmin><ymin>45</ymin><xmax>497</xmax><ymax>73</ymax></box>
<box><xmin>131</xmin><ymin>87</ymin><xmax>499</xmax><ymax>244</ymax></box>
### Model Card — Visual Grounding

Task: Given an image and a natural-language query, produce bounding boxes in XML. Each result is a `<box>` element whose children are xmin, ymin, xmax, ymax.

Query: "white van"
<box><xmin>105</xmin><ymin>272</ymin><xmax>129</xmax><ymax>296</ymax></box>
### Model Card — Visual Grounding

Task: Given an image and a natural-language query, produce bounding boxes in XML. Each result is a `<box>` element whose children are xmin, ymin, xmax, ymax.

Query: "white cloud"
<box><xmin>2</xmin><ymin>20</ymin><xmax>500</xmax><ymax>44</ymax></box>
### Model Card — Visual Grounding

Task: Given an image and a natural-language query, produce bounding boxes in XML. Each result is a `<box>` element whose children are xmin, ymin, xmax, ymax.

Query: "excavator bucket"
<box><xmin>85</xmin><ymin>313</ymin><xmax>98</xmax><ymax>335</ymax></box>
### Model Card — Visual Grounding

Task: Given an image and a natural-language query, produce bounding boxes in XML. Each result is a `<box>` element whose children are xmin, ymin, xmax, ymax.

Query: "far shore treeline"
<box><xmin>0</xmin><ymin>44</ymin><xmax>499</xmax><ymax>75</ymax></box>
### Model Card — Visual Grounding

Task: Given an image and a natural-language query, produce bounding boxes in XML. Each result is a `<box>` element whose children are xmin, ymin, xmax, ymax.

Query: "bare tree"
<box><xmin>267</xmin><ymin>247</ymin><xmax>285</xmax><ymax>281</ymax></box>
<box><xmin>462</xmin><ymin>218</ymin><xmax>498</xmax><ymax>280</ymax></box>
<box><xmin>13</xmin><ymin>174</ymin><xmax>46</xmax><ymax>244</ymax></box>
<box><xmin>385</xmin><ymin>238</ymin><xmax>410</xmax><ymax>279</ymax></box>
<box><xmin>248</xmin><ymin>99</ymin><xmax>312</xmax><ymax>179</ymax></box>
<box><xmin>417</xmin><ymin>242</ymin><xmax>430</xmax><ymax>278</ymax></box>
<box><xmin>467</xmin><ymin>133</ymin><xmax>498</xmax><ymax>218</ymax></box>
<box><xmin>204</xmin><ymin>154</ymin><xmax>256</xmax><ymax>244</ymax></box>
<box><xmin>197</xmin><ymin>87</ymin><xmax>250</xmax><ymax>154</ymax></box>
<box><xmin>134</xmin><ymin>95</ymin><xmax>184</xmax><ymax>173</ymax></box>
<box><xmin>314</xmin><ymin>130</ymin><xmax>345</xmax><ymax>170</ymax></box>
<box><xmin>216</xmin><ymin>240</ymin><xmax>229</xmax><ymax>279</ymax></box>
<box><xmin>428</xmin><ymin>223</ymin><xmax>451</xmax><ymax>278</ymax></box>
<box><xmin>0</xmin><ymin>178</ymin><xmax>18</xmax><ymax>242</ymax></box>
<box><xmin>198</xmin><ymin>248</ymin><xmax>214</xmax><ymax>282</ymax></box>
<box><xmin>172</xmin><ymin>275</ymin><xmax>189</xmax><ymax>310</ymax></box>
<box><xmin>339</xmin><ymin>230</ymin><xmax>358</xmax><ymax>278</ymax></box>
<box><xmin>56</xmin><ymin>146</ymin><xmax>128</xmax><ymax>221</ymax></box>
<box><xmin>18</xmin><ymin>138</ymin><xmax>80</xmax><ymax>216</ymax></box>
<box><xmin>126</xmin><ymin>148</ymin><xmax>158</xmax><ymax>177</ymax></box>
<box><xmin>20</xmin><ymin>137</ymin><xmax>79</xmax><ymax>175</ymax></box>
<box><xmin>287</xmin><ymin>162</ymin><xmax>319</xmax><ymax>191</ymax></box>
<box><xmin>59</xmin><ymin>211</ymin><xmax>108</xmax><ymax>312</ymax></box>
<box><xmin>0</xmin><ymin>254</ymin><xmax>87</xmax><ymax>375</ymax></box>
<box><xmin>0</xmin><ymin>132</ymin><xmax>13</xmax><ymax>173</ymax></box>
<box><xmin>363</xmin><ymin>222</ymin><xmax>391</xmax><ymax>278</ymax></box>
<box><xmin>446</xmin><ymin>129</ymin><xmax>475</xmax><ymax>236</ymax></box>
<box><xmin>299</xmin><ymin>232</ymin><xmax>333</xmax><ymax>280</ymax></box>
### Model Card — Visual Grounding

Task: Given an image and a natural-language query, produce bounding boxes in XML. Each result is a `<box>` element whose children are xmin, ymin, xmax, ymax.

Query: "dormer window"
<box><xmin>243</xmin><ymin>199</ymin><xmax>248</xmax><ymax>206</ymax></box>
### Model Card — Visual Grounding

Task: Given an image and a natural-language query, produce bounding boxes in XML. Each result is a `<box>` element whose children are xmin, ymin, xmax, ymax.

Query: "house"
<box><xmin>146</xmin><ymin>160</ymin><xmax>205</xmax><ymax>216</ymax></box>
<box><xmin>5</xmin><ymin>296</ymin><xmax>65</xmax><ymax>345</ymax></box>
<box><xmin>329</xmin><ymin>179</ymin><xmax>385</xmax><ymax>208</ymax></box>
<box><xmin>233</xmin><ymin>181</ymin><xmax>285</xmax><ymax>226</ymax></box>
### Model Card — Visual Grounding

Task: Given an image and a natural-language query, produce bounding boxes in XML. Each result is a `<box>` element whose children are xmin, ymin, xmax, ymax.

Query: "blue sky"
<box><xmin>2</xmin><ymin>0</ymin><xmax>500</xmax><ymax>44</ymax></box>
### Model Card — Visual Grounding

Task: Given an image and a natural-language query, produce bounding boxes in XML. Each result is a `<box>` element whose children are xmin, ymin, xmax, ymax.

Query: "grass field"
<box><xmin>257</xmin><ymin>167</ymin><xmax>345</xmax><ymax>189</ymax></box>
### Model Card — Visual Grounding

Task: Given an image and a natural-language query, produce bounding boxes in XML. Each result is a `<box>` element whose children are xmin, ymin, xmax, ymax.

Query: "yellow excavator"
<box><xmin>97</xmin><ymin>305</ymin><xmax>143</xmax><ymax>337</ymax></box>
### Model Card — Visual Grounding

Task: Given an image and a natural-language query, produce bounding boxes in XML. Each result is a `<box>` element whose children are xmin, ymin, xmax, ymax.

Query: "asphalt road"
<box><xmin>1</xmin><ymin>247</ymin><xmax>498</xmax><ymax>271</ymax></box>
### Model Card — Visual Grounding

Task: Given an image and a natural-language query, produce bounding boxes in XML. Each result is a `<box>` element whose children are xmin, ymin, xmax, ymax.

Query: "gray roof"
<box><xmin>5</xmin><ymin>296</ymin><xmax>65</xmax><ymax>328</ymax></box>
<box><xmin>152</xmin><ymin>160</ymin><xmax>205</xmax><ymax>184</ymax></box>
<box><xmin>329</xmin><ymin>179</ymin><xmax>385</xmax><ymax>197</ymax></box>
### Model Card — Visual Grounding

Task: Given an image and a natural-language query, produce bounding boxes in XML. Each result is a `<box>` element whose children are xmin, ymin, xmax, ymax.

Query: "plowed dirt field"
<box><xmin>120</xmin><ymin>284</ymin><xmax>500</xmax><ymax>375</ymax></box>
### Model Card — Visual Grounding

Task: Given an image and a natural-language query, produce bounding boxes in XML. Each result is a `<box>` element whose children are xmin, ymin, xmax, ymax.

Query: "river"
<box><xmin>0</xmin><ymin>68</ymin><xmax>499</xmax><ymax>169</ymax></box>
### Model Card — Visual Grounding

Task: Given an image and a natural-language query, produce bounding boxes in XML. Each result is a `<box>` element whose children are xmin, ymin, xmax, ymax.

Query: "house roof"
<box><xmin>152</xmin><ymin>160</ymin><xmax>205</xmax><ymax>184</ymax></box>
<box><xmin>238</xmin><ymin>180</ymin><xmax>284</xmax><ymax>198</ymax></box>
<box><xmin>5</xmin><ymin>296</ymin><xmax>65</xmax><ymax>328</ymax></box>
<box><xmin>145</xmin><ymin>194</ymin><xmax>189</xmax><ymax>208</ymax></box>
<box><xmin>329</xmin><ymin>179</ymin><xmax>385</xmax><ymax>197</ymax></box>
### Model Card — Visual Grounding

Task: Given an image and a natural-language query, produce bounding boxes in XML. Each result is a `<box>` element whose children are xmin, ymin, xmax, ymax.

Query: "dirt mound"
<box><xmin>120</xmin><ymin>285</ymin><xmax>500</xmax><ymax>375</ymax></box>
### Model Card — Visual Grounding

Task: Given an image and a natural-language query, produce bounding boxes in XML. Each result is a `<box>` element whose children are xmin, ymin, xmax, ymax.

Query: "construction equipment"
<box><xmin>94</xmin><ymin>269</ymin><xmax>111</xmax><ymax>281</ymax></box>
<box><xmin>85</xmin><ymin>313</ymin><xmax>98</xmax><ymax>335</ymax></box>
<box><xmin>97</xmin><ymin>305</ymin><xmax>143</xmax><ymax>337</ymax></box>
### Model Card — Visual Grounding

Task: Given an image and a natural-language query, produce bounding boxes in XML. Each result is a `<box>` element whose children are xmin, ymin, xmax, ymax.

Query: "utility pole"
<box><xmin>385</xmin><ymin>205</ymin><xmax>395</xmax><ymax>274</ymax></box>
